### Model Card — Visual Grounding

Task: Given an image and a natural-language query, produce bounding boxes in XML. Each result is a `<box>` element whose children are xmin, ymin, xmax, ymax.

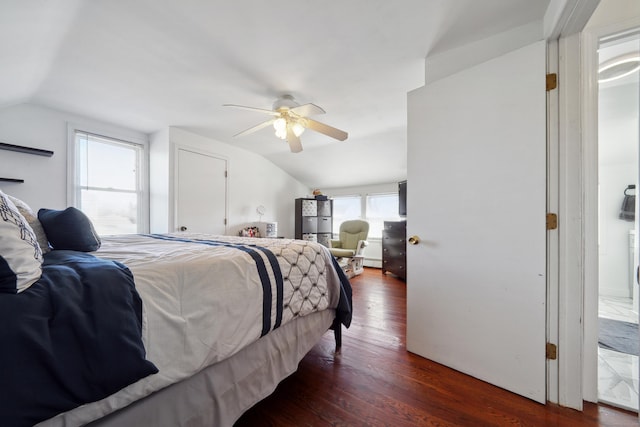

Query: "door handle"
<box><xmin>180</xmin><ymin>226</ymin><xmax>188</xmax><ymax>231</ymax></box>
<box><xmin>408</xmin><ymin>235</ymin><xmax>420</xmax><ymax>245</ymax></box>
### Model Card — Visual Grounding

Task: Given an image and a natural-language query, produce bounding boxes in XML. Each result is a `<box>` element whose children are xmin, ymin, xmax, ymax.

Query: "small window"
<box><xmin>332</xmin><ymin>195</ymin><xmax>362</xmax><ymax>235</ymax></box>
<box><xmin>365</xmin><ymin>193</ymin><xmax>401</xmax><ymax>238</ymax></box>
<box><xmin>71</xmin><ymin>131</ymin><xmax>147</xmax><ymax>235</ymax></box>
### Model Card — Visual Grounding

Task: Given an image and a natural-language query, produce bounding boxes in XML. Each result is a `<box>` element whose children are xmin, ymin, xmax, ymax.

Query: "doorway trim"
<box><xmin>544</xmin><ymin>0</ymin><xmax>600</xmax><ymax>410</ymax></box>
<box><xmin>581</xmin><ymin>14</ymin><xmax>640</xmax><ymax>404</ymax></box>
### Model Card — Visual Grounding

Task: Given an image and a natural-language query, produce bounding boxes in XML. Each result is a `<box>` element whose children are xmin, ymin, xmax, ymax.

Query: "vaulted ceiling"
<box><xmin>1</xmin><ymin>0</ymin><xmax>550</xmax><ymax>188</ymax></box>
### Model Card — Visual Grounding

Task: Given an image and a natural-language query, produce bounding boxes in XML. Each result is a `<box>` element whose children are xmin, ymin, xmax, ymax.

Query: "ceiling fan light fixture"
<box><xmin>598</xmin><ymin>53</ymin><xmax>640</xmax><ymax>83</ymax></box>
<box><xmin>292</xmin><ymin>122</ymin><xmax>305</xmax><ymax>137</ymax></box>
<box><xmin>275</xmin><ymin>128</ymin><xmax>287</xmax><ymax>139</ymax></box>
<box><xmin>273</xmin><ymin>117</ymin><xmax>286</xmax><ymax>131</ymax></box>
<box><xmin>273</xmin><ymin>117</ymin><xmax>287</xmax><ymax>139</ymax></box>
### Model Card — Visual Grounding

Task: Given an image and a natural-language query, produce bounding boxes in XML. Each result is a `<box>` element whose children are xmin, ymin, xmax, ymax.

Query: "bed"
<box><xmin>0</xmin><ymin>191</ymin><xmax>352</xmax><ymax>427</ymax></box>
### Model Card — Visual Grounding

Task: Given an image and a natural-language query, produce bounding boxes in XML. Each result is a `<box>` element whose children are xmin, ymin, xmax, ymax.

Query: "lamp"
<box><xmin>273</xmin><ymin>116</ymin><xmax>305</xmax><ymax>140</ymax></box>
<box><xmin>273</xmin><ymin>118</ymin><xmax>287</xmax><ymax>139</ymax></box>
<box><xmin>598</xmin><ymin>53</ymin><xmax>640</xmax><ymax>83</ymax></box>
<box><xmin>292</xmin><ymin>122</ymin><xmax>305</xmax><ymax>137</ymax></box>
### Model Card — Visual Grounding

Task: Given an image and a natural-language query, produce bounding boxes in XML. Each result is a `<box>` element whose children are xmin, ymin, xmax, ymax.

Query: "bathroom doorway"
<box><xmin>597</xmin><ymin>29</ymin><xmax>640</xmax><ymax>411</ymax></box>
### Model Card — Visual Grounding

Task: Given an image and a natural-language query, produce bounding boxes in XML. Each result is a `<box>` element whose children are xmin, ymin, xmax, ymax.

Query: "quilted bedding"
<box><xmin>0</xmin><ymin>251</ymin><xmax>158</xmax><ymax>427</ymax></box>
<box><xmin>36</xmin><ymin>233</ymin><xmax>352</xmax><ymax>426</ymax></box>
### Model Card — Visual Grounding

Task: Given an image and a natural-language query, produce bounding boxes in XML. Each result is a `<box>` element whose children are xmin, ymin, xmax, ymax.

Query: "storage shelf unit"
<box><xmin>382</xmin><ymin>220</ymin><xmax>406</xmax><ymax>280</ymax></box>
<box><xmin>295</xmin><ymin>198</ymin><xmax>333</xmax><ymax>247</ymax></box>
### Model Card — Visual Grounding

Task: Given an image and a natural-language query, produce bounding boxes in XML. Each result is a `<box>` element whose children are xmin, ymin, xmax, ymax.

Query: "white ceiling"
<box><xmin>1</xmin><ymin>0</ymin><xmax>550</xmax><ymax>189</ymax></box>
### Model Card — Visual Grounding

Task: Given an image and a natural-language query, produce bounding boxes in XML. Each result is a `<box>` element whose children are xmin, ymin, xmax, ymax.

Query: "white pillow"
<box><xmin>0</xmin><ymin>190</ymin><xmax>43</xmax><ymax>293</ymax></box>
<box><xmin>7</xmin><ymin>194</ymin><xmax>50</xmax><ymax>254</ymax></box>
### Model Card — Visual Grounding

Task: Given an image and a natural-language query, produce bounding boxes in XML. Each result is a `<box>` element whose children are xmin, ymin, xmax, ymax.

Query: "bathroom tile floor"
<box><xmin>598</xmin><ymin>295</ymin><xmax>639</xmax><ymax>412</ymax></box>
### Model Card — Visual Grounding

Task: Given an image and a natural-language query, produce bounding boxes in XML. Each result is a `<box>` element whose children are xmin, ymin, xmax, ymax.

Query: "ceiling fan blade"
<box><xmin>286</xmin><ymin>128</ymin><xmax>303</xmax><ymax>153</ymax></box>
<box><xmin>233</xmin><ymin>119</ymin><xmax>276</xmax><ymax>137</ymax></box>
<box><xmin>223</xmin><ymin>104</ymin><xmax>280</xmax><ymax>116</ymax></box>
<box><xmin>289</xmin><ymin>103</ymin><xmax>325</xmax><ymax>117</ymax></box>
<box><xmin>305</xmin><ymin>118</ymin><xmax>348</xmax><ymax>141</ymax></box>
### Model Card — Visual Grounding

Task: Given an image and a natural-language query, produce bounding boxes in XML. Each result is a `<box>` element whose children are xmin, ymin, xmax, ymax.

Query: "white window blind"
<box><xmin>73</xmin><ymin>131</ymin><xmax>146</xmax><ymax>235</ymax></box>
<box><xmin>331</xmin><ymin>195</ymin><xmax>362</xmax><ymax>235</ymax></box>
<box><xmin>365</xmin><ymin>193</ymin><xmax>401</xmax><ymax>238</ymax></box>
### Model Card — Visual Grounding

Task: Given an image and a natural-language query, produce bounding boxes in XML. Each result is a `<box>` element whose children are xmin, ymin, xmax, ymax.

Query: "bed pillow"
<box><xmin>0</xmin><ymin>191</ymin><xmax>43</xmax><ymax>293</ymax></box>
<box><xmin>38</xmin><ymin>207</ymin><xmax>101</xmax><ymax>252</ymax></box>
<box><xmin>7</xmin><ymin>195</ymin><xmax>50</xmax><ymax>254</ymax></box>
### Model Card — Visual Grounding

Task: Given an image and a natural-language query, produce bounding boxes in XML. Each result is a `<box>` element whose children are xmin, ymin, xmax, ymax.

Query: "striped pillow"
<box><xmin>0</xmin><ymin>190</ymin><xmax>43</xmax><ymax>293</ymax></box>
<box><xmin>7</xmin><ymin>195</ymin><xmax>50</xmax><ymax>254</ymax></box>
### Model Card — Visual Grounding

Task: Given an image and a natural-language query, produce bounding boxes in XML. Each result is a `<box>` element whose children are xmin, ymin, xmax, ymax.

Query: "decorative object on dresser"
<box><xmin>398</xmin><ymin>180</ymin><xmax>407</xmax><ymax>217</ymax></box>
<box><xmin>382</xmin><ymin>220</ymin><xmax>406</xmax><ymax>280</ymax></box>
<box><xmin>295</xmin><ymin>197</ymin><xmax>332</xmax><ymax>247</ymax></box>
<box><xmin>262</xmin><ymin>221</ymin><xmax>278</xmax><ymax>238</ymax></box>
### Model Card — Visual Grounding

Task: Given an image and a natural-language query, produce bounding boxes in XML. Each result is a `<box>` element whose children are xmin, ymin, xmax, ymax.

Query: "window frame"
<box><xmin>331</xmin><ymin>191</ymin><xmax>402</xmax><ymax>239</ymax></box>
<box><xmin>364</xmin><ymin>192</ymin><xmax>402</xmax><ymax>239</ymax></box>
<box><xmin>67</xmin><ymin>123</ymin><xmax>150</xmax><ymax>234</ymax></box>
<box><xmin>331</xmin><ymin>194</ymin><xmax>364</xmax><ymax>235</ymax></box>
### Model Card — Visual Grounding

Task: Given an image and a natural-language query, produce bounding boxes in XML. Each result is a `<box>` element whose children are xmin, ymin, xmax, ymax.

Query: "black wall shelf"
<box><xmin>0</xmin><ymin>177</ymin><xmax>25</xmax><ymax>183</ymax></box>
<box><xmin>0</xmin><ymin>141</ymin><xmax>54</xmax><ymax>157</ymax></box>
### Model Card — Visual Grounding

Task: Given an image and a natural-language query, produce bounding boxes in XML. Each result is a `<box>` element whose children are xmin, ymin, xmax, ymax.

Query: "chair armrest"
<box><xmin>355</xmin><ymin>240</ymin><xmax>368</xmax><ymax>256</ymax></box>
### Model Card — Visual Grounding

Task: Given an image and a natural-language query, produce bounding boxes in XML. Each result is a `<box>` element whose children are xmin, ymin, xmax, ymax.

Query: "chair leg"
<box><xmin>352</xmin><ymin>256</ymin><xmax>365</xmax><ymax>276</ymax></box>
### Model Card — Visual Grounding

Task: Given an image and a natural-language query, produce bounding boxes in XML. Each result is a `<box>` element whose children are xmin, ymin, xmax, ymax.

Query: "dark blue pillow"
<box><xmin>38</xmin><ymin>207</ymin><xmax>101</xmax><ymax>252</ymax></box>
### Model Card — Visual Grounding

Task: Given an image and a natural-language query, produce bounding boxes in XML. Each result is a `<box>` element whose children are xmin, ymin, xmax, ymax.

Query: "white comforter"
<box><xmin>38</xmin><ymin>233</ymin><xmax>342</xmax><ymax>426</ymax></box>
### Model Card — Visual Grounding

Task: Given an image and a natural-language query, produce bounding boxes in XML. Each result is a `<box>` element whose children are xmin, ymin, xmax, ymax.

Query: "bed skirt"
<box><xmin>70</xmin><ymin>309</ymin><xmax>335</xmax><ymax>427</ymax></box>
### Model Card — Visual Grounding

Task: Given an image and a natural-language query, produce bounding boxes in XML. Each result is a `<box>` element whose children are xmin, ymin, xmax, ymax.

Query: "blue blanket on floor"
<box><xmin>0</xmin><ymin>251</ymin><xmax>158</xmax><ymax>427</ymax></box>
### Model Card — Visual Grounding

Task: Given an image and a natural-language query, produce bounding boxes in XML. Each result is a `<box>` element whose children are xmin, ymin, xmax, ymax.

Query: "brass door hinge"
<box><xmin>546</xmin><ymin>73</ymin><xmax>557</xmax><ymax>91</ymax></box>
<box><xmin>546</xmin><ymin>213</ymin><xmax>558</xmax><ymax>230</ymax></box>
<box><xmin>546</xmin><ymin>343</ymin><xmax>557</xmax><ymax>360</ymax></box>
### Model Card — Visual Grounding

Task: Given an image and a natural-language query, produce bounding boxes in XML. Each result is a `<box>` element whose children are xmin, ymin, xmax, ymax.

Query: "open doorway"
<box><xmin>597</xmin><ymin>30</ymin><xmax>640</xmax><ymax>411</ymax></box>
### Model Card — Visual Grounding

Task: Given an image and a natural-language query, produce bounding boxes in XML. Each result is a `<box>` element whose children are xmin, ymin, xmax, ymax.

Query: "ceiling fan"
<box><xmin>223</xmin><ymin>95</ymin><xmax>348</xmax><ymax>153</ymax></box>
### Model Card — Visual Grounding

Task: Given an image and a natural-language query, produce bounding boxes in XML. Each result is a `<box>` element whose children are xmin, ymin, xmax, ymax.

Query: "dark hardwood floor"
<box><xmin>235</xmin><ymin>268</ymin><xmax>637</xmax><ymax>426</ymax></box>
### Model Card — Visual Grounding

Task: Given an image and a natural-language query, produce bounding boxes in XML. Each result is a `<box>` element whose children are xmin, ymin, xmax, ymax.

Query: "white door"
<box><xmin>176</xmin><ymin>148</ymin><xmax>227</xmax><ymax>234</ymax></box>
<box><xmin>406</xmin><ymin>41</ymin><xmax>547</xmax><ymax>402</ymax></box>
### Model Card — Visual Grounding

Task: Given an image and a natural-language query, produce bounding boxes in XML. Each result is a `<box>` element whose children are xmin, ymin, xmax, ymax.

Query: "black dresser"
<box><xmin>382</xmin><ymin>220</ymin><xmax>406</xmax><ymax>280</ymax></box>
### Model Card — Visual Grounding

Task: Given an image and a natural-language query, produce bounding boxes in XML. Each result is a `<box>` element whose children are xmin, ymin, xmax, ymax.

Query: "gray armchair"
<box><xmin>329</xmin><ymin>220</ymin><xmax>369</xmax><ymax>278</ymax></box>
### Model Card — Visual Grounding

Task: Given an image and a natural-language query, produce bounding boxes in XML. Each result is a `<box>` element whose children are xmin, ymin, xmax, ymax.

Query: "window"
<box><xmin>332</xmin><ymin>195</ymin><xmax>362</xmax><ymax>235</ymax></box>
<box><xmin>365</xmin><ymin>193</ymin><xmax>401</xmax><ymax>238</ymax></box>
<box><xmin>71</xmin><ymin>130</ymin><xmax>148</xmax><ymax>235</ymax></box>
<box><xmin>331</xmin><ymin>192</ymin><xmax>401</xmax><ymax>238</ymax></box>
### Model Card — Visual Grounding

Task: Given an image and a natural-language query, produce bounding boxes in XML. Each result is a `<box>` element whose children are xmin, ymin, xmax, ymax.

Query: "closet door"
<box><xmin>176</xmin><ymin>148</ymin><xmax>227</xmax><ymax>234</ymax></box>
<box><xmin>407</xmin><ymin>41</ymin><xmax>547</xmax><ymax>403</ymax></box>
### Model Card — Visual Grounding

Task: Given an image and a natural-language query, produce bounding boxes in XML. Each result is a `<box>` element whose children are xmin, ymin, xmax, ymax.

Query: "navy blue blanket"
<box><xmin>0</xmin><ymin>251</ymin><xmax>158</xmax><ymax>427</ymax></box>
<box><xmin>331</xmin><ymin>255</ymin><xmax>353</xmax><ymax>328</ymax></box>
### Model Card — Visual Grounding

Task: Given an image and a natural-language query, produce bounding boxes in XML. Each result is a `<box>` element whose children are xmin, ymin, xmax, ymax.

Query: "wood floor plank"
<box><xmin>235</xmin><ymin>268</ymin><xmax>638</xmax><ymax>426</ymax></box>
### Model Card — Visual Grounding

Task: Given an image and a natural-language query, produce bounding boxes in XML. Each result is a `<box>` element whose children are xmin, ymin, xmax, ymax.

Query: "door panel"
<box><xmin>176</xmin><ymin>148</ymin><xmax>227</xmax><ymax>234</ymax></box>
<box><xmin>406</xmin><ymin>41</ymin><xmax>547</xmax><ymax>402</ymax></box>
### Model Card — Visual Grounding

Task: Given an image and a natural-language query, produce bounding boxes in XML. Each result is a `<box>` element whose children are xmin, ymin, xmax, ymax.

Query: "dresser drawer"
<box><xmin>317</xmin><ymin>216</ymin><xmax>332</xmax><ymax>233</ymax></box>
<box><xmin>384</xmin><ymin>221</ymin><xmax>406</xmax><ymax>236</ymax></box>
<box><xmin>300</xmin><ymin>216</ymin><xmax>317</xmax><ymax>233</ymax></box>
<box><xmin>382</xmin><ymin>220</ymin><xmax>407</xmax><ymax>280</ymax></box>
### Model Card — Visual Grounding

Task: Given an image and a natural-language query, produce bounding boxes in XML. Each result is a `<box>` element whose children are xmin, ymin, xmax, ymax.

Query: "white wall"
<box><xmin>0</xmin><ymin>103</ymin><xmax>147</xmax><ymax>212</ymax></box>
<box><xmin>587</xmin><ymin>0</ymin><xmax>640</xmax><ymax>28</ymax></box>
<box><xmin>0</xmin><ymin>104</ymin><xmax>310</xmax><ymax>239</ymax></box>
<box><xmin>150</xmin><ymin>127</ymin><xmax>310</xmax><ymax>238</ymax></box>
<box><xmin>323</xmin><ymin>182</ymin><xmax>400</xmax><ymax>268</ymax></box>
<box><xmin>598</xmin><ymin>82</ymin><xmax>639</xmax><ymax>297</ymax></box>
